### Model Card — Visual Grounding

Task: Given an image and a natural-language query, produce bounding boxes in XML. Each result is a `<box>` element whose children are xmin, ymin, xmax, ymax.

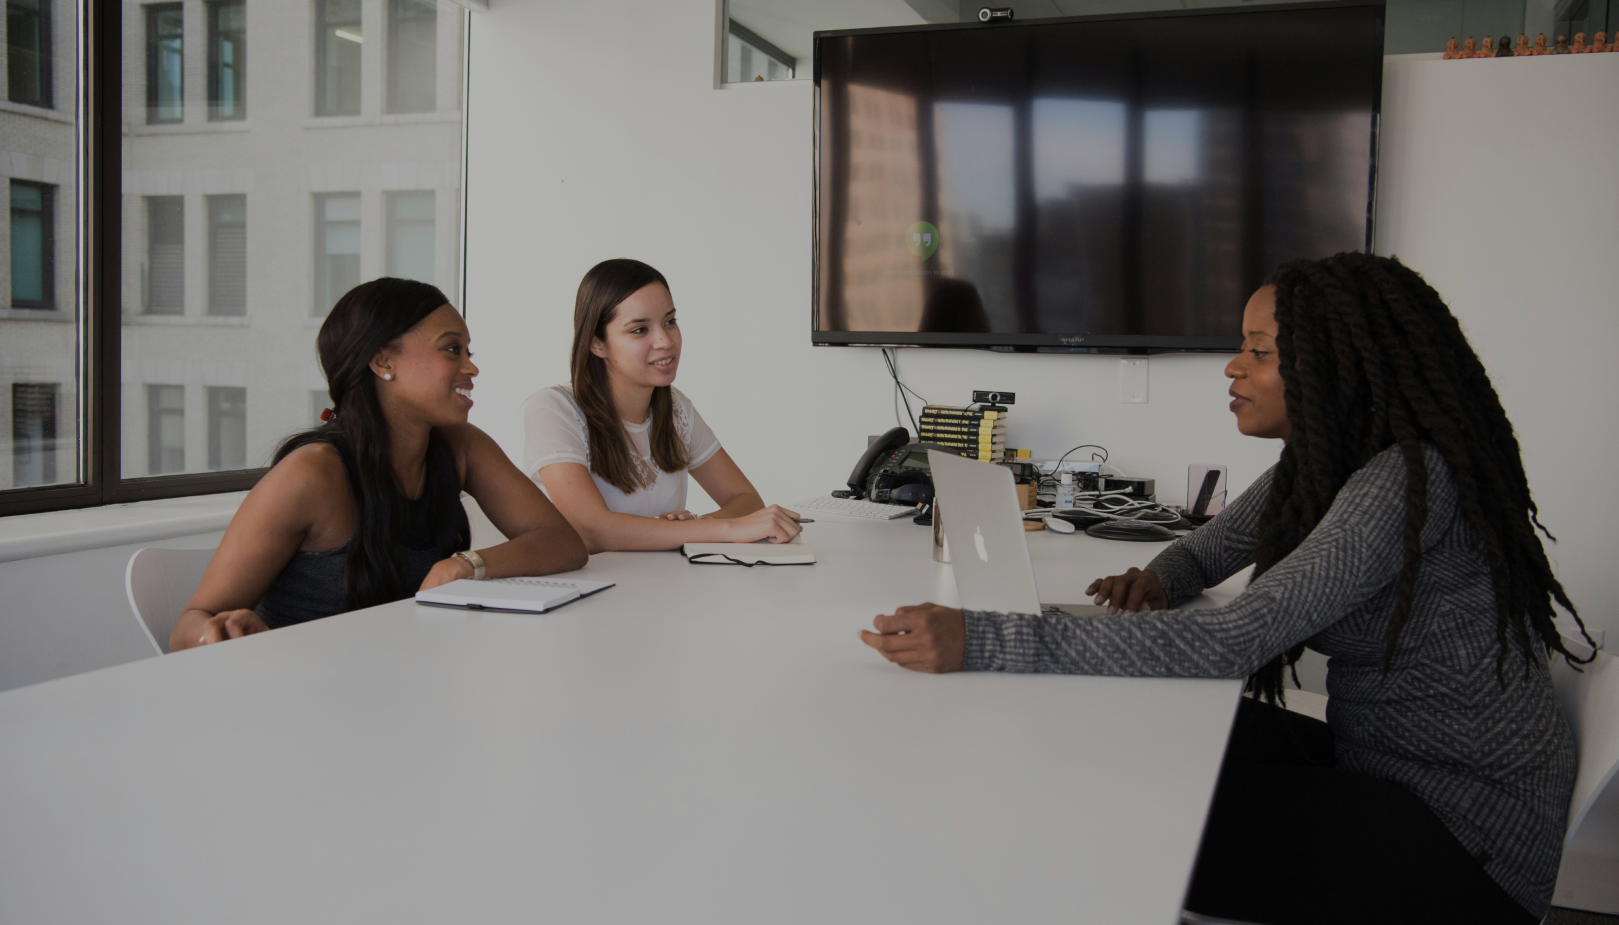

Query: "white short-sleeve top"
<box><xmin>522</xmin><ymin>385</ymin><xmax>722</xmax><ymax>518</ymax></box>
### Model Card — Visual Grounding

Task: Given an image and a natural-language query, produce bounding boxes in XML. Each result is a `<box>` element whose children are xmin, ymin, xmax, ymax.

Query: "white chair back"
<box><xmin>1551</xmin><ymin>637</ymin><xmax>1619</xmax><ymax>914</ymax></box>
<box><xmin>124</xmin><ymin>547</ymin><xmax>215</xmax><ymax>655</ymax></box>
<box><xmin>1553</xmin><ymin>640</ymin><xmax>1619</xmax><ymax>843</ymax></box>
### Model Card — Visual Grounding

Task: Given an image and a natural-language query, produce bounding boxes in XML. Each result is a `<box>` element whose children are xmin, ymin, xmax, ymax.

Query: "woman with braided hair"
<box><xmin>860</xmin><ymin>252</ymin><xmax>1595</xmax><ymax>923</ymax></box>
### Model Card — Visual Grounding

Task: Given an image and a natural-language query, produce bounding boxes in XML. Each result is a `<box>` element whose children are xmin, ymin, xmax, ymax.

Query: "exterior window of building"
<box><xmin>207</xmin><ymin>0</ymin><xmax>246</xmax><ymax>121</ymax></box>
<box><xmin>316</xmin><ymin>0</ymin><xmax>362</xmax><ymax>116</ymax></box>
<box><xmin>146</xmin><ymin>196</ymin><xmax>184</xmax><ymax>314</ymax></box>
<box><xmin>207</xmin><ymin>386</ymin><xmax>247</xmax><ymax>470</ymax></box>
<box><xmin>11</xmin><ymin>382</ymin><xmax>57</xmax><ymax>486</ymax></box>
<box><xmin>6</xmin><ymin>0</ymin><xmax>53</xmax><ymax>107</ymax></box>
<box><xmin>387</xmin><ymin>0</ymin><xmax>435</xmax><ymax>114</ymax></box>
<box><xmin>147</xmin><ymin>384</ymin><xmax>185</xmax><ymax>475</ymax></box>
<box><xmin>386</xmin><ymin>191</ymin><xmax>434</xmax><ymax>283</ymax></box>
<box><xmin>9</xmin><ymin>180</ymin><xmax>54</xmax><ymax>310</ymax></box>
<box><xmin>146</xmin><ymin>3</ymin><xmax>184</xmax><ymax>124</ymax></box>
<box><xmin>207</xmin><ymin>194</ymin><xmax>246</xmax><ymax>315</ymax></box>
<box><xmin>315</xmin><ymin>193</ymin><xmax>361</xmax><ymax>314</ymax></box>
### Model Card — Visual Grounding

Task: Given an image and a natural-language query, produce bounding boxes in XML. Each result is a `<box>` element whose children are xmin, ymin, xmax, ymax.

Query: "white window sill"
<box><xmin>122</xmin><ymin>313</ymin><xmax>250</xmax><ymax>327</ymax></box>
<box><xmin>0</xmin><ymin>492</ymin><xmax>248</xmax><ymax>564</ymax></box>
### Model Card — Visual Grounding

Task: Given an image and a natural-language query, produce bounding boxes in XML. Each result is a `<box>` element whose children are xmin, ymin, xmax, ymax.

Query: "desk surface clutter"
<box><xmin>0</xmin><ymin>519</ymin><xmax>1246</xmax><ymax>925</ymax></box>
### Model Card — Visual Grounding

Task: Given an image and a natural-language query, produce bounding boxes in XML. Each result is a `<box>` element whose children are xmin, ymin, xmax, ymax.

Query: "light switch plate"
<box><xmin>1120</xmin><ymin>358</ymin><xmax>1149</xmax><ymax>403</ymax></box>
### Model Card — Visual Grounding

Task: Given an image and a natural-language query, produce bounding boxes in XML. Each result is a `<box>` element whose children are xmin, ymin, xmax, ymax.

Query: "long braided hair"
<box><xmin>1247</xmin><ymin>252</ymin><xmax>1594</xmax><ymax>703</ymax></box>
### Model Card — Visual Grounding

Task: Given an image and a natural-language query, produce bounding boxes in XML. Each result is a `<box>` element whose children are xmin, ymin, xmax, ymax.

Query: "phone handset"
<box><xmin>841</xmin><ymin>427</ymin><xmax>910</xmax><ymax>499</ymax></box>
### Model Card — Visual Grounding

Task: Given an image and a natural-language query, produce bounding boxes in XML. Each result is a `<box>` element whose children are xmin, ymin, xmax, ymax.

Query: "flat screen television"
<box><xmin>813</xmin><ymin>2</ymin><xmax>1384</xmax><ymax>353</ymax></box>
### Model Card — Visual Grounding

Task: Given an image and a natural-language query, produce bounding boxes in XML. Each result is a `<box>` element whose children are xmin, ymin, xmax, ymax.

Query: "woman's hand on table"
<box><xmin>658</xmin><ymin>510</ymin><xmax>698</xmax><ymax>521</ymax></box>
<box><xmin>188</xmin><ymin>608</ymin><xmax>269</xmax><ymax>647</ymax></box>
<box><xmin>419</xmin><ymin>554</ymin><xmax>476</xmax><ymax>592</ymax></box>
<box><xmin>721</xmin><ymin>505</ymin><xmax>802</xmax><ymax>544</ymax></box>
<box><xmin>860</xmin><ymin>603</ymin><xmax>966</xmax><ymax>673</ymax></box>
<box><xmin>1086</xmin><ymin>567</ymin><xmax>1167</xmax><ymax>614</ymax></box>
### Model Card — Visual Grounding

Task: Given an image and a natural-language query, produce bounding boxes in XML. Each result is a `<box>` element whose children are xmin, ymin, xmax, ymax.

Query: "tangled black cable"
<box><xmin>882</xmin><ymin>348</ymin><xmax>927</xmax><ymax>435</ymax></box>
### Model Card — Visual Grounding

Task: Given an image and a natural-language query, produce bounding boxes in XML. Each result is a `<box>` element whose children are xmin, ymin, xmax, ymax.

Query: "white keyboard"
<box><xmin>790</xmin><ymin>495</ymin><xmax>918</xmax><ymax>521</ymax></box>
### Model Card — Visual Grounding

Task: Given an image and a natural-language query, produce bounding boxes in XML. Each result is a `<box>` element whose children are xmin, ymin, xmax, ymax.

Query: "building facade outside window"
<box><xmin>208</xmin><ymin>194</ymin><xmax>247</xmax><ymax>315</ymax></box>
<box><xmin>388</xmin><ymin>0</ymin><xmax>436</xmax><ymax>114</ymax></box>
<box><xmin>146</xmin><ymin>3</ymin><xmax>184</xmax><ymax>124</ymax></box>
<box><xmin>386</xmin><ymin>190</ymin><xmax>434</xmax><ymax>283</ymax></box>
<box><xmin>10</xmin><ymin>382</ymin><xmax>57</xmax><ymax>486</ymax></box>
<box><xmin>146</xmin><ymin>196</ymin><xmax>184</xmax><ymax>313</ymax></box>
<box><xmin>316</xmin><ymin>192</ymin><xmax>361</xmax><ymax>314</ymax></box>
<box><xmin>207</xmin><ymin>0</ymin><xmax>246</xmax><ymax>121</ymax></box>
<box><xmin>0</xmin><ymin>1</ymin><xmax>465</xmax><ymax>507</ymax></box>
<box><xmin>6</xmin><ymin>0</ymin><xmax>53</xmax><ymax>107</ymax></box>
<box><xmin>207</xmin><ymin>386</ymin><xmax>247</xmax><ymax>470</ymax></box>
<box><xmin>9</xmin><ymin>180</ymin><xmax>54</xmax><ymax>310</ymax></box>
<box><xmin>316</xmin><ymin>0</ymin><xmax>362</xmax><ymax>116</ymax></box>
<box><xmin>147</xmin><ymin>384</ymin><xmax>185</xmax><ymax>475</ymax></box>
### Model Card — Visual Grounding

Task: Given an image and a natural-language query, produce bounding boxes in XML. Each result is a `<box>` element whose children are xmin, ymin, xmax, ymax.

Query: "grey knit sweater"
<box><xmin>963</xmin><ymin>444</ymin><xmax>1574</xmax><ymax>915</ymax></box>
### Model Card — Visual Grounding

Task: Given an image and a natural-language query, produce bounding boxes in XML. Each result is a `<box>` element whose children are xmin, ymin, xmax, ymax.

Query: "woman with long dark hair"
<box><xmin>171</xmin><ymin>278</ymin><xmax>587</xmax><ymax>649</ymax></box>
<box><xmin>523</xmin><ymin>258</ymin><xmax>801</xmax><ymax>552</ymax></box>
<box><xmin>859</xmin><ymin>253</ymin><xmax>1595</xmax><ymax>923</ymax></box>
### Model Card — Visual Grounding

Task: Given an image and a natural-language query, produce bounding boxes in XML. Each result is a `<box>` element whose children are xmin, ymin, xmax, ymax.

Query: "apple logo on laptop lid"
<box><xmin>974</xmin><ymin>525</ymin><xmax>989</xmax><ymax>562</ymax></box>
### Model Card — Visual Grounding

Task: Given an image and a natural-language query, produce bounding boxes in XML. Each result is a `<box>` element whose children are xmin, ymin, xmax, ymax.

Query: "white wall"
<box><xmin>465</xmin><ymin>3</ymin><xmax>1619</xmax><ymax>652</ymax></box>
<box><xmin>1377</xmin><ymin>53</ymin><xmax>1619</xmax><ymax>647</ymax></box>
<box><xmin>462</xmin><ymin>0</ymin><xmax>1283</xmax><ymax>516</ymax></box>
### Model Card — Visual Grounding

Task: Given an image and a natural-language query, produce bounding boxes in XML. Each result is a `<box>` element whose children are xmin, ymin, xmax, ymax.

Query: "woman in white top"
<box><xmin>523</xmin><ymin>258</ymin><xmax>801</xmax><ymax>552</ymax></box>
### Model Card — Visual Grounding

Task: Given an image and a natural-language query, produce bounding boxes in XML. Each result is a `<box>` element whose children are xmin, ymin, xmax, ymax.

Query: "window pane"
<box><xmin>387</xmin><ymin>191</ymin><xmax>434</xmax><ymax>283</ymax></box>
<box><xmin>11</xmin><ymin>382</ymin><xmax>58</xmax><ymax>486</ymax></box>
<box><xmin>207</xmin><ymin>386</ymin><xmax>247</xmax><ymax>470</ymax></box>
<box><xmin>147</xmin><ymin>384</ymin><xmax>185</xmax><ymax>475</ymax></box>
<box><xmin>146</xmin><ymin>196</ymin><xmax>185</xmax><ymax>313</ymax></box>
<box><xmin>208</xmin><ymin>194</ymin><xmax>246</xmax><ymax>315</ymax></box>
<box><xmin>121</xmin><ymin>2</ymin><xmax>465</xmax><ymax>480</ymax></box>
<box><xmin>146</xmin><ymin>3</ymin><xmax>184</xmax><ymax>124</ymax></box>
<box><xmin>388</xmin><ymin>0</ymin><xmax>436</xmax><ymax>114</ymax></box>
<box><xmin>208</xmin><ymin>0</ymin><xmax>246</xmax><ymax>120</ymax></box>
<box><xmin>317</xmin><ymin>0</ymin><xmax>362</xmax><ymax>116</ymax></box>
<box><xmin>6</xmin><ymin>0</ymin><xmax>54</xmax><ymax>107</ymax></box>
<box><xmin>1</xmin><ymin>0</ymin><xmax>78</xmax><ymax>494</ymax></box>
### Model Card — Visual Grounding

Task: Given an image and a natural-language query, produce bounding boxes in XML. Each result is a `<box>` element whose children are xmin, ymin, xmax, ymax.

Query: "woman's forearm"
<box><xmin>571</xmin><ymin>509</ymin><xmax>754</xmax><ymax>553</ymax></box>
<box><xmin>705</xmin><ymin>491</ymin><xmax>764</xmax><ymax>520</ymax></box>
<box><xmin>480</xmin><ymin>522</ymin><xmax>590</xmax><ymax>576</ymax></box>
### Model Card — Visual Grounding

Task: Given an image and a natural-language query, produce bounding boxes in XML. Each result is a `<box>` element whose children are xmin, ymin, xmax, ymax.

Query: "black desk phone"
<box><xmin>840</xmin><ymin>427</ymin><xmax>937</xmax><ymax>505</ymax></box>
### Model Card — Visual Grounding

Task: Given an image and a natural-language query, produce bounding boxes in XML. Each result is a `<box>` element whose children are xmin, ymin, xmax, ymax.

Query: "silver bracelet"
<box><xmin>453</xmin><ymin>549</ymin><xmax>486</xmax><ymax>580</ymax></box>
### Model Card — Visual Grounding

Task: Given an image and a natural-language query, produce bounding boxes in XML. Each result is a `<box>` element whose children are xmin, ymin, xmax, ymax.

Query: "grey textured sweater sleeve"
<box><xmin>963</xmin><ymin>448</ymin><xmax>1450</xmax><ymax>676</ymax></box>
<box><xmin>1143</xmin><ymin>466</ymin><xmax>1273</xmax><ymax>608</ymax></box>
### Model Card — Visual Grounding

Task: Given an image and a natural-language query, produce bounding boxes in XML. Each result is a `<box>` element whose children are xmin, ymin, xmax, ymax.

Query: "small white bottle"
<box><xmin>1056</xmin><ymin>472</ymin><xmax>1076</xmax><ymax>510</ymax></box>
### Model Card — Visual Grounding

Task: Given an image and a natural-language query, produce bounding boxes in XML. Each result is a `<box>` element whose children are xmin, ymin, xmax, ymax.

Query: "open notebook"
<box><xmin>414</xmin><ymin>576</ymin><xmax>615</xmax><ymax>613</ymax></box>
<box><xmin>681</xmin><ymin>543</ymin><xmax>817</xmax><ymax>566</ymax></box>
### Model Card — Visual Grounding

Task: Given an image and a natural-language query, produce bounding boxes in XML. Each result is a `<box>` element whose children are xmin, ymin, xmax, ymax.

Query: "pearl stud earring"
<box><xmin>383</xmin><ymin>373</ymin><xmax>392</xmax><ymax>381</ymax></box>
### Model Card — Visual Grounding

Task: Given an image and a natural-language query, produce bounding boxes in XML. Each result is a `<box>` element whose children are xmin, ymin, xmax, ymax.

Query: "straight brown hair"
<box><xmin>570</xmin><ymin>258</ymin><xmax>689</xmax><ymax>494</ymax></box>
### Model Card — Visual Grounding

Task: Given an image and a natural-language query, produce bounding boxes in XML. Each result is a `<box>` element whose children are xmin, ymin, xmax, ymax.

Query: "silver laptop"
<box><xmin>929</xmin><ymin>450</ymin><xmax>1106</xmax><ymax>618</ymax></box>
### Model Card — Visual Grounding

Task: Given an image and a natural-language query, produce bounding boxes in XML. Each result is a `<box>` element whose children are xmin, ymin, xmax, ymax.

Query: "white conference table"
<box><xmin>0</xmin><ymin>516</ymin><xmax>1246</xmax><ymax>925</ymax></box>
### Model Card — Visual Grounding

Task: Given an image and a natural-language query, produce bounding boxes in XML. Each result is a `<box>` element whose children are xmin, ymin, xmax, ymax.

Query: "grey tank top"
<box><xmin>256</xmin><ymin>438</ymin><xmax>464</xmax><ymax>629</ymax></box>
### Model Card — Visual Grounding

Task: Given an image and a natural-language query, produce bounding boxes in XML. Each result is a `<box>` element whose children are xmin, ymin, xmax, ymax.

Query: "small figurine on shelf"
<box><xmin>1593</xmin><ymin>31</ymin><xmax>1610</xmax><ymax>52</ymax></box>
<box><xmin>1444</xmin><ymin>37</ymin><xmax>1462</xmax><ymax>58</ymax></box>
<box><xmin>1553</xmin><ymin>34</ymin><xmax>1572</xmax><ymax>53</ymax></box>
<box><xmin>1516</xmin><ymin>34</ymin><xmax>1531</xmax><ymax>55</ymax></box>
<box><xmin>1570</xmin><ymin>32</ymin><xmax>1587</xmax><ymax>52</ymax></box>
<box><xmin>1498</xmin><ymin>35</ymin><xmax>1514</xmax><ymax>56</ymax></box>
<box><xmin>1478</xmin><ymin>35</ymin><xmax>1495</xmax><ymax>57</ymax></box>
<box><xmin>1533</xmin><ymin>33</ymin><xmax>1550</xmax><ymax>54</ymax></box>
<box><xmin>1462</xmin><ymin>36</ymin><xmax>1478</xmax><ymax>57</ymax></box>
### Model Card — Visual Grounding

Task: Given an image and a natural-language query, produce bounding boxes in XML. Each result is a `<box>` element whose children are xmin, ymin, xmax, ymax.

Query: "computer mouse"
<box><xmin>1085</xmin><ymin>520</ymin><xmax>1178</xmax><ymax>542</ymax></box>
<box><xmin>1044</xmin><ymin>515</ymin><xmax>1076</xmax><ymax>534</ymax></box>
